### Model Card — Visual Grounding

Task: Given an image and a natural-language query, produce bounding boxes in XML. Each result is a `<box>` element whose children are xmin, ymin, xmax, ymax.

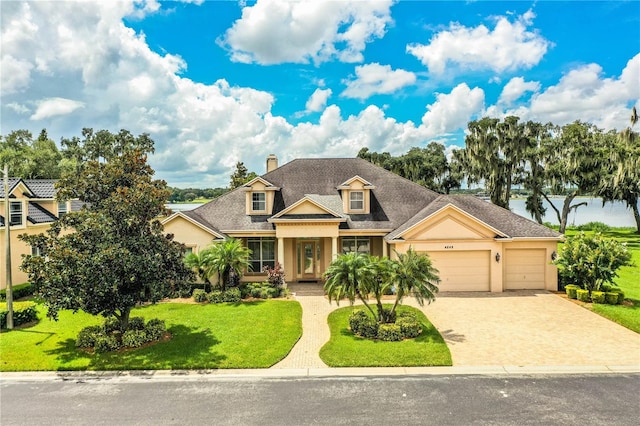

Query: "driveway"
<box><xmin>275</xmin><ymin>289</ymin><xmax>640</xmax><ymax>367</ymax></box>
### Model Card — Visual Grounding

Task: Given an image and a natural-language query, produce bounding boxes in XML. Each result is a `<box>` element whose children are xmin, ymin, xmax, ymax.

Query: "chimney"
<box><xmin>266</xmin><ymin>154</ymin><xmax>278</xmax><ymax>173</ymax></box>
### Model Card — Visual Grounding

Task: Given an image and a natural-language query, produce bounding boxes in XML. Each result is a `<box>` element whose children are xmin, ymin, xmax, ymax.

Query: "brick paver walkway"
<box><xmin>273</xmin><ymin>289</ymin><xmax>640</xmax><ymax>368</ymax></box>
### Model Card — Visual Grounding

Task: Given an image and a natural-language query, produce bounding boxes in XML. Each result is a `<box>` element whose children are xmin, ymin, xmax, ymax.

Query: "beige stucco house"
<box><xmin>163</xmin><ymin>156</ymin><xmax>563</xmax><ymax>292</ymax></box>
<box><xmin>1</xmin><ymin>179</ymin><xmax>82</xmax><ymax>289</ymax></box>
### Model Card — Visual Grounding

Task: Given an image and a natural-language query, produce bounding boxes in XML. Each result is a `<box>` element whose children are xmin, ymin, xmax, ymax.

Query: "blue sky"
<box><xmin>2</xmin><ymin>0</ymin><xmax>639</xmax><ymax>188</ymax></box>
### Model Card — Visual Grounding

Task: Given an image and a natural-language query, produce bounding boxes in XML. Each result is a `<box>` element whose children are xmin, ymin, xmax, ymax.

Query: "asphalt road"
<box><xmin>1</xmin><ymin>373</ymin><xmax>639</xmax><ymax>425</ymax></box>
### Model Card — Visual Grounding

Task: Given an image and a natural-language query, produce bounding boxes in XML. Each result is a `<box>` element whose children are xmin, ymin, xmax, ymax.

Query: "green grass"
<box><xmin>0</xmin><ymin>300</ymin><xmax>302</xmax><ymax>371</ymax></box>
<box><xmin>319</xmin><ymin>305</ymin><xmax>452</xmax><ymax>367</ymax></box>
<box><xmin>564</xmin><ymin>228</ymin><xmax>640</xmax><ymax>333</ymax></box>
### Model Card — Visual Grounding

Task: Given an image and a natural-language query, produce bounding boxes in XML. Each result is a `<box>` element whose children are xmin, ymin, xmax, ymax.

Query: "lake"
<box><xmin>166</xmin><ymin>197</ymin><xmax>638</xmax><ymax>228</ymax></box>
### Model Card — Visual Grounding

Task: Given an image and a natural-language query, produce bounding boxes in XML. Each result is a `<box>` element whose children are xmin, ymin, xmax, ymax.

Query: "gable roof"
<box><xmin>180</xmin><ymin>157</ymin><xmax>561</xmax><ymax>240</ymax></box>
<box><xmin>189</xmin><ymin>158</ymin><xmax>440</xmax><ymax>232</ymax></box>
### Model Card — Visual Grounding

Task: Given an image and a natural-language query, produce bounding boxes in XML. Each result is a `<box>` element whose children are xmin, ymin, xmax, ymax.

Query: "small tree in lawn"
<box><xmin>388</xmin><ymin>248</ymin><xmax>440</xmax><ymax>318</ymax></box>
<box><xmin>207</xmin><ymin>238</ymin><xmax>252</xmax><ymax>291</ymax></box>
<box><xmin>20</xmin><ymin>132</ymin><xmax>193</xmax><ymax>333</ymax></box>
<box><xmin>554</xmin><ymin>232</ymin><xmax>632</xmax><ymax>297</ymax></box>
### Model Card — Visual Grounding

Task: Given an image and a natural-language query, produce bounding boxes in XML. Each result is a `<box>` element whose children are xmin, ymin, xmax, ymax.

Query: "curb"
<box><xmin>2</xmin><ymin>365</ymin><xmax>639</xmax><ymax>382</ymax></box>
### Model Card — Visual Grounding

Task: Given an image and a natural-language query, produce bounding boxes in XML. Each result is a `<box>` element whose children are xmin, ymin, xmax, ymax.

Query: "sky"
<box><xmin>1</xmin><ymin>0</ymin><xmax>639</xmax><ymax>188</ymax></box>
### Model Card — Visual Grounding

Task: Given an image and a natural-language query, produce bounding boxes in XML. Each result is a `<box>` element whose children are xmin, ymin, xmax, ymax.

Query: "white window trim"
<box><xmin>58</xmin><ymin>201</ymin><xmax>68</xmax><ymax>217</ymax></box>
<box><xmin>252</xmin><ymin>192</ymin><xmax>267</xmax><ymax>213</ymax></box>
<box><xmin>349</xmin><ymin>191</ymin><xmax>364</xmax><ymax>212</ymax></box>
<box><xmin>247</xmin><ymin>237</ymin><xmax>275</xmax><ymax>273</ymax></box>
<box><xmin>341</xmin><ymin>236</ymin><xmax>371</xmax><ymax>254</ymax></box>
<box><xmin>10</xmin><ymin>201</ymin><xmax>24</xmax><ymax>226</ymax></box>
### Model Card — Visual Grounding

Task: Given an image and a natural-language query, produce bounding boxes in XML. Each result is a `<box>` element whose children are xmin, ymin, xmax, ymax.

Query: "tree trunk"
<box><xmin>115</xmin><ymin>307</ymin><xmax>131</xmax><ymax>332</ymax></box>
<box><xmin>632</xmin><ymin>201</ymin><xmax>640</xmax><ymax>235</ymax></box>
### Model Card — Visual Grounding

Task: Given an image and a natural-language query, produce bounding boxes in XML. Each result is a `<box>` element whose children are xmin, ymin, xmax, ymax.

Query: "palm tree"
<box><xmin>388</xmin><ymin>248</ymin><xmax>440</xmax><ymax>318</ymax></box>
<box><xmin>323</xmin><ymin>252</ymin><xmax>378</xmax><ymax>320</ymax></box>
<box><xmin>209</xmin><ymin>238</ymin><xmax>252</xmax><ymax>291</ymax></box>
<box><xmin>184</xmin><ymin>249</ymin><xmax>215</xmax><ymax>291</ymax></box>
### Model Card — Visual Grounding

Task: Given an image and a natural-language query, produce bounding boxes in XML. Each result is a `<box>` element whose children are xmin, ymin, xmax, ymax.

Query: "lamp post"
<box><xmin>4</xmin><ymin>164</ymin><xmax>14</xmax><ymax>329</ymax></box>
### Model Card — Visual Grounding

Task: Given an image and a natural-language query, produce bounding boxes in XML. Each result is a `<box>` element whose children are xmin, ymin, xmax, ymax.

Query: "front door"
<box><xmin>297</xmin><ymin>240</ymin><xmax>321</xmax><ymax>280</ymax></box>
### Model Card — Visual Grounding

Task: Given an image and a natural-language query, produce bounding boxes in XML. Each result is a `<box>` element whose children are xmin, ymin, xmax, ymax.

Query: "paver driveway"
<box><xmin>274</xmin><ymin>288</ymin><xmax>640</xmax><ymax>368</ymax></box>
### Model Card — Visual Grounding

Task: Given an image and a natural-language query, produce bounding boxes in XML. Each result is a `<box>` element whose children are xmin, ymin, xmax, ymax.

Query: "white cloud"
<box><xmin>305</xmin><ymin>88</ymin><xmax>333</xmax><ymax>112</ymax></box>
<box><xmin>6</xmin><ymin>102</ymin><xmax>30</xmax><ymax>115</ymax></box>
<box><xmin>421</xmin><ymin>83</ymin><xmax>485</xmax><ymax>134</ymax></box>
<box><xmin>407</xmin><ymin>9</ymin><xmax>550</xmax><ymax>74</ymax></box>
<box><xmin>30</xmin><ymin>98</ymin><xmax>85</xmax><ymax>120</ymax></box>
<box><xmin>220</xmin><ymin>0</ymin><xmax>394</xmax><ymax>64</ymax></box>
<box><xmin>498</xmin><ymin>77</ymin><xmax>541</xmax><ymax>105</ymax></box>
<box><xmin>341</xmin><ymin>63</ymin><xmax>416</xmax><ymax>100</ymax></box>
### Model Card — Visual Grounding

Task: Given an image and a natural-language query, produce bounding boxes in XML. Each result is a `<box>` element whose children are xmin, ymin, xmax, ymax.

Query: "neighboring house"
<box><xmin>0</xmin><ymin>179</ymin><xmax>82</xmax><ymax>289</ymax></box>
<box><xmin>163</xmin><ymin>156</ymin><xmax>563</xmax><ymax>292</ymax></box>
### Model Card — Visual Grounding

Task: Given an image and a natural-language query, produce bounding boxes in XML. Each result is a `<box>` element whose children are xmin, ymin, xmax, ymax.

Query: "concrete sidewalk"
<box><xmin>273</xmin><ymin>289</ymin><xmax>640</xmax><ymax>369</ymax></box>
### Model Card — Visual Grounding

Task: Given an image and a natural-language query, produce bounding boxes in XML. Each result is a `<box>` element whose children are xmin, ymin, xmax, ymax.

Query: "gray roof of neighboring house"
<box><xmin>27</xmin><ymin>201</ymin><xmax>58</xmax><ymax>224</ymax></box>
<box><xmin>6</xmin><ymin>178</ymin><xmax>57</xmax><ymax>198</ymax></box>
<box><xmin>180</xmin><ymin>158</ymin><xmax>561</xmax><ymax>240</ymax></box>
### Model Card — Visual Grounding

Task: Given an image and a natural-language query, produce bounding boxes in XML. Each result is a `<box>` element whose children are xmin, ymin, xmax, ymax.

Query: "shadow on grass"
<box><xmin>44</xmin><ymin>324</ymin><xmax>227</xmax><ymax>371</ymax></box>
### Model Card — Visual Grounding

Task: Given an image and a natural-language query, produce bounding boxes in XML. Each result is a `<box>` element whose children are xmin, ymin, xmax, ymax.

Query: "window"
<box><xmin>247</xmin><ymin>238</ymin><xmax>275</xmax><ymax>272</ymax></box>
<box><xmin>341</xmin><ymin>237</ymin><xmax>370</xmax><ymax>254</ymax></box>
<box><xmin>252</xmin><ymin>192</ymin><xmax>266</xmax><ymax>212</ymax></box>
<box><xmin>58</xmin><ymin>201</ymin><xmax>67</xmax><ymax>218</ymax></box>
<box><xmin>349</xmin><ymin>191</ymin><xmax>364</xmax><ymax>211</ymax></box>
<box><xmin>31</xmin><ymin>246</ymin><xmax>46</xmax><ymax>257</ymax></box>
<box><xmin>10</xmin><ymin>202</ymin><xmax>23</xmax><ymax>226</ymax></box>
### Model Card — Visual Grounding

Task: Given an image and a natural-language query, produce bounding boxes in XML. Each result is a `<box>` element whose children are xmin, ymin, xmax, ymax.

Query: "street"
<box><xmin>2</xmin><ymin>373</ymin><xmax>639</xmax><ymax>425</ymax></box>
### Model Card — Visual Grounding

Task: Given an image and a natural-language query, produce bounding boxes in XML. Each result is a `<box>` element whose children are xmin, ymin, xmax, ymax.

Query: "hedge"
<box><xmin>0</xmin><ymin>301</ymin><xmax>38</xmax><ymax>329</ymax></box>
<box><xmin>0</xmin><ymin>283</ymin><xmax>34</xmax><ymax>301</ymax></box>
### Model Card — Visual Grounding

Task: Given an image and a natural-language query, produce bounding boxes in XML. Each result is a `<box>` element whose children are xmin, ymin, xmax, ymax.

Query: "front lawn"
<box><xmin>564</xmin><ymin>228</ymin><xmax>640</xmax><ymax>333</ymax></box>
<box><xmin>0</xmin><ymin>300</ymin><xmax>302</xmax><ymax>371</ymax></box>
<box><xmin>319</xmin><ymin>305</ymin><xmax>451</xmax><ymax>367</ymax></box>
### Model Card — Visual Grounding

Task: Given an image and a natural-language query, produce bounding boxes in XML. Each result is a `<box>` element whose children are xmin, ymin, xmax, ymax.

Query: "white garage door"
<box><xmin>426</xmin><ymin>251</ymin><xmax>491</xmax><ymax>291</ymax></box>
<box><xmin>504</xmin><ymin>249</ymin><xmax>546</xmax><ymax>290</ymax></box>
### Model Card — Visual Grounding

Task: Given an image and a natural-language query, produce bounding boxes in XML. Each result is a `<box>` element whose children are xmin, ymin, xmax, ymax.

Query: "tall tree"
<box><xmin>599</xmin><ymin>110</ymin><xmax>639</xmax><ymax>233</ymax></box>
<box><xmin>456</xmin><ymin>116</ymin><xmax>530</xmax><ymax>209</ymax></box>
<box><xmin>20</xmin><ymin>131</ymin><xmax>193</xmax><ymax>332</ymax></box>
<box><xmin>0</xmin><ymin>129</ymin><xmax>62</xmax><ymax>179</ymax></box>
<box><xmin>229</xmin><ymin>162</ymin><xmax>258</xmax><ymax>189</ymax></box>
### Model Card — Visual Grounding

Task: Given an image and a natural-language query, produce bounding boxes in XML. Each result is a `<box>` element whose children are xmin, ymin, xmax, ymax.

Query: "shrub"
<box><xmin>378</xmin><ymin>324</ymin><xmax>403</xmax><ymax>341</ymax></box>
<box><xmin>565</xmin><ymin>284</ymin><xmax>580</xmax><ymax>299</ymax></box>
<box><xmin>103</xmin><ymin>317</ymin><xmax>121</xmax><ymax>334</ymax></box>
<box><xmin>605</xmin><ymin>292</ymin><xmax>620</xmax><ymax>305</ymax></box>
<box><xmin>600</xmin><ymin>283</ymin><xmax>613</xmax><ymax>293</ymax></box>
<box><xmin>591</xmin><ymin>291</ymin><xmax>606</xmax><ymax>304</ymax></box>
<box><xmin>192</xmin><ymin>289</ymin><xmax>207</xmax><ymax>303</ymax></box>
<box><xmin>223</xmin><ymin>287</ymin><xmax>242</xmax><ymax>303</ymax></box>
<box><xmin>348</xmin><ymin>310</ymin><xmax>379</xmax><ymax>339</ymax></box>
<box><xmin>575</xmin><ymin>222</ymin><xmax>610</xmax><ymax>232</ymax></box>
<box><xmin>169</xmin><ymin>281</ymin><xmax>194</xmax><ymax>298</ymax></box>
<box><xmin>122</xmin><ymin>330</ymin><xmax>150</xmax><ymax>348</ymax></box>
<box><xmin>576</xmin><ymin>289</ymin><xmax>590</xmax><ymax>302</ymax></box>
<box><xmin>263</xmin><ymin>263</ymin><xmax>286</xmax><ymax>288</ymax></box>
<box><xmin>94</xmin><ymin>335</ymin><xmax>120</xmax><ymax>353</ymax></box>
<box><xmin>128</xmin><ymin>317</ymin><xmax>145</xmax><ymax>331</ymax></box>
<box><xmin>0</xmin><ymin>301</ymin><xmax>38</xmax><ymax>328</ymax></box>
<box><xmin>76</xmin><ymin>325</ymin><xmax>102</xmax><ymax>348</ymax></box>
<box><xmin>207</xmin><ymin>290</ymin><xmax>224</xmax><ymax>303</ymax></box>
<box><xmin>0</xmin><ymin>283</ymin><xmax>34</xmax><ymax>301</ymax></box>
<box><xmin>396</xmin><ymin>317</ymin><xmax>422</xmax><ymax>338</ymax></box>
<box><xmin>145</xmin><ymin>319</ymin><xmax>166</xmax><ymax>341</ymax></box>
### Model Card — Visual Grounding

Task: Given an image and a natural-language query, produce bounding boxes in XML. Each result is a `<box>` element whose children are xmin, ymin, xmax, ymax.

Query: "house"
<box><xmin>0</xmin><ymin>179</ymin><xmax>82</xmax><ymax>289</ymax></box>
<box><xmin>163</xmin><ymin>156</ymin><xmax>563</xmax><ymax>292</ymax></box>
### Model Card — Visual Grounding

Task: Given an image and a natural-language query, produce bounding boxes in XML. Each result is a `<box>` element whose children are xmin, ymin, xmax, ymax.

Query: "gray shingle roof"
<box><xmin>24</xmin><ymin>180</ymin><xmax>57</xmax><ymax>198</ymax></box>
<box><xmin>182</xmin><ymin>158</ymin><xmax>561</xmax><ymax>240</ymax></box>
<box><xmin>27</xmin><ymin>201</ymin><xmax>58</xmax><ymax>224</ymax></box>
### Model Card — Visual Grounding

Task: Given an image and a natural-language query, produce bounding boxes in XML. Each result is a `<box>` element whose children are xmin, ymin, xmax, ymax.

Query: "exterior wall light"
<box><xmin>551</xmin><ymin>251</ymin><xmax>558</xmax><ymax>261</ymax></box>
<box><xmin>495</xmin><ymin>252</ymin><xmax>501</xmax><ymax>263</ymax></box>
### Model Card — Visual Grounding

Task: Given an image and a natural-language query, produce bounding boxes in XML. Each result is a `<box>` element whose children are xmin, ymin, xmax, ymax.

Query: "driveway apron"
<box><xmin>274</xmin><ymin>289</ymin><xmax>640</xmax><ymax>368</ymax></box>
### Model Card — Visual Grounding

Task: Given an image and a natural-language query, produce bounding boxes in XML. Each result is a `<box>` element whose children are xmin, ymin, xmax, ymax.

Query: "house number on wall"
<box><xmin>444</xmin><ymin>245</ymin><xmax>454</xmax><ymax>249</ymax></box>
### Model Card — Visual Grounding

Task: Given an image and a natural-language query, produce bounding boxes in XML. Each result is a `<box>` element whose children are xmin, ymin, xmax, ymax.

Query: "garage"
<box><xmin>504</xmin><ymin>249</ymin><xmax>546</xmax><ymax>290</ymax></box>
<box><xmin>426</xmin><ymin>250</ymin><xmax>491</xmax><ymax>291</ymax></box>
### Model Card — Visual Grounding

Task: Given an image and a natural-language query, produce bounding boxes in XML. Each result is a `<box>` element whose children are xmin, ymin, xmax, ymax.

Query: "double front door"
<box><xmin>297</xmin><ymin>240</ymin><xmax>322</xmax><ymax>280</ymax></box>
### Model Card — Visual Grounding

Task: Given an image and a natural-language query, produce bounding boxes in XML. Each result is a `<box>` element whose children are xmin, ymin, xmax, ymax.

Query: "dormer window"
<box><xmin>10</xmin><ymin>201</ymin><xmax>23</xmax><ymax>226</ymax></box>
<box><xmin>252</xmin><ymin>192</ymin><xmax>266</xmax><ymax>212</ymax></box>
<box><xmin>58</xmin><ymin>201</ymin><xmax>67</xmax><ymax>218</ymax></box>
<box><xmin>349</xmin><ymin>191</ymin><xmax>364</xmax><ymax>211</ymax></box>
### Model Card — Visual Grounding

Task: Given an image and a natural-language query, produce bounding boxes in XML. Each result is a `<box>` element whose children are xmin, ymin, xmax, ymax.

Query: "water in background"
<box><xmin>509</xmin><ymin>197</ymin><xmax>636</xmax><ymax>227</ymax></box>
<box><xmin>167</xmin><ymin>198</ymin><xmax>637</xmax><ymax>228</ymax></box>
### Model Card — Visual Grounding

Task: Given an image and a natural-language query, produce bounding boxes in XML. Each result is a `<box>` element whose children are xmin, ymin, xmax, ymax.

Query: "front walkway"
<box><xmin>273</xmin><ymin>289</ymin><xmax>640</xmax><ymax>368</ymax></box>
